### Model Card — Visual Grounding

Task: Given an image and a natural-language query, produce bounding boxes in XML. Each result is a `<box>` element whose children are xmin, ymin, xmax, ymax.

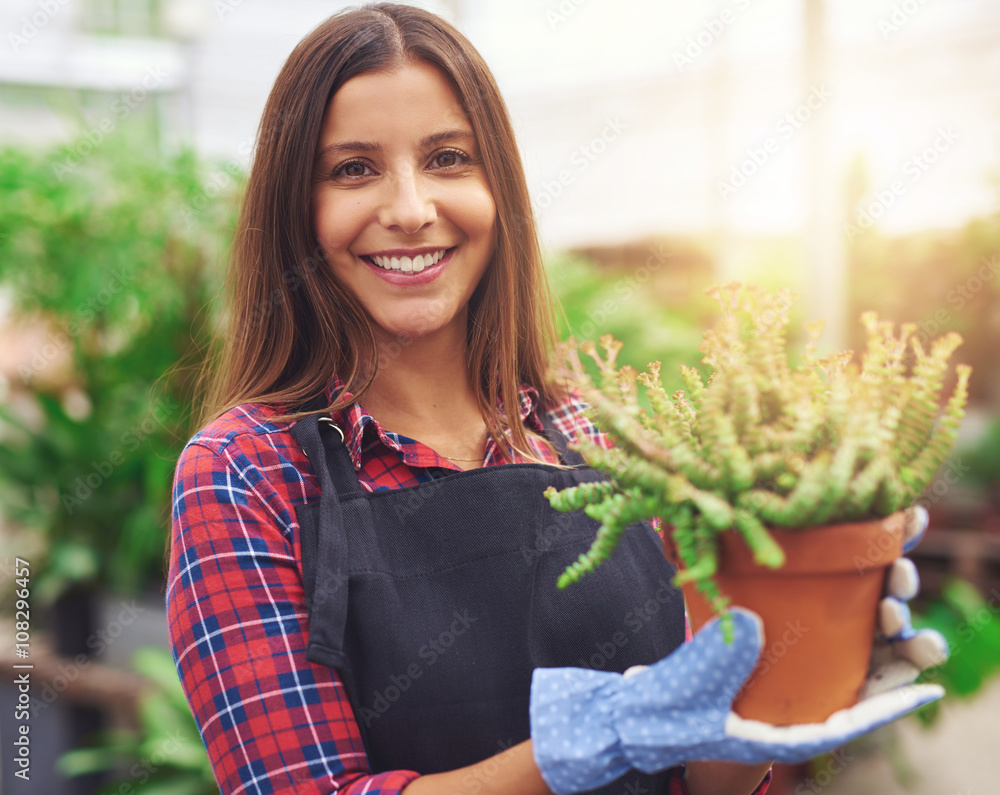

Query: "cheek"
<box><xmin>460</xmin><ymin>185</ymin><xmax>497</xmax><ymax>243</ymax></box>
<box><xmin>313</xmin><ymin>194</ymin><xmax>363</xmax><ymax>249</ymax></box>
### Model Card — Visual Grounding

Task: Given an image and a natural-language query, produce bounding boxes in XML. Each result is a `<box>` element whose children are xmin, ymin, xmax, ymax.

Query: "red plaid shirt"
<box><xmin>167</xmin><ymin>379</ymin><xmax>769</xmax><ymax>795</ymax></box>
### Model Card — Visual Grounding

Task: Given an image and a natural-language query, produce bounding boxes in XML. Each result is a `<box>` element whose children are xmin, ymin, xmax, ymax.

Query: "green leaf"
<box><xmin>57</xmin><ymin>730</ymin><xmax>137</xmax><ymax>777</ymax></box>
<box><xmin>0</xmin><ymin>140</ymin><xmax>234</xmax><ymax>597</ymax></box>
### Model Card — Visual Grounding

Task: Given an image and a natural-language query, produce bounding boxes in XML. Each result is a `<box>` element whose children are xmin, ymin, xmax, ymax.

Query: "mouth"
<box><xmin>360</xmin><ymin>247</ymin><xmax>454</xmax><ymax>274</ymax></box>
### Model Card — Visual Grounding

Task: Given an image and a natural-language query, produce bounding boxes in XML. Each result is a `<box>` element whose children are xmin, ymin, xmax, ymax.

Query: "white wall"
<box><xmin>2</xmin><ymin>0</ymin><xmax>999</xmax><ymax>249</ymax></box>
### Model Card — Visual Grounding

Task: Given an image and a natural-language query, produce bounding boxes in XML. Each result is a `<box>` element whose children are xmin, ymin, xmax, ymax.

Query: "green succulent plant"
<box><xmin>546</xmin><ymin>282</ymin><xmax>971</xmax><ymax>625</ymax></box>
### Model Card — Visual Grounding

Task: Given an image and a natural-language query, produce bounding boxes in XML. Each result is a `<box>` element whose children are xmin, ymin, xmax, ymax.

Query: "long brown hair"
<box><xmin>199</xmin><ymin>2</ymin><xmax>565</xmax><ymax>460</ymax></box>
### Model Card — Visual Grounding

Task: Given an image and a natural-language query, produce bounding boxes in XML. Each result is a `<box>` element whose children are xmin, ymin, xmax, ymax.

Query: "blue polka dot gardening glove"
<box><xmin>530</xmin><ymin>506</ymin><xmax>948</xmax><ymax>795</ymax></box>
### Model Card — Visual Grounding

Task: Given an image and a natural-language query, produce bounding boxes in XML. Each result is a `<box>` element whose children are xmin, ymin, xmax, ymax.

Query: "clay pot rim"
<box><xmin>663</xmin><ymin>510</ymin><xmax>906</xmax><ymax>576</ymax></box>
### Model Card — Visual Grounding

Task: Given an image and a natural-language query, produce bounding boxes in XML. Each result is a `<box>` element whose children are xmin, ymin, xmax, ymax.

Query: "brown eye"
<box><xmin>431</xmin><ymin>149</ymin><xmax>470</xmax><ymax>169</ymax></box>
<box><xmin>331</xmin><ymin>159</ymin><xmax>373</xmax><ymax>180</ymax></box>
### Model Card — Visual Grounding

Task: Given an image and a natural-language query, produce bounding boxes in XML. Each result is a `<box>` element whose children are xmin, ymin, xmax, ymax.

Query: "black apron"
<box><xmin>291</xmin><ymin>411</ymin><xmax>686</xmax><ymax>794</ymax></box>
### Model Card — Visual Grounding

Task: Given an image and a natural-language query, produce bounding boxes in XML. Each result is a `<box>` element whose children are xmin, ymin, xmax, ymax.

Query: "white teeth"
<box><xmin>369</xmin><ymin>249</ymin><xmax>448</xmax><ymax>272</ymax></box>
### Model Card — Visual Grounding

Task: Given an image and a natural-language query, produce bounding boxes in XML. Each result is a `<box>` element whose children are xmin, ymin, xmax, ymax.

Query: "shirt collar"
<box><xmin>320</xmin><ymin>376</ymin><xmax>547</xmax><ymax>471</ymax></box>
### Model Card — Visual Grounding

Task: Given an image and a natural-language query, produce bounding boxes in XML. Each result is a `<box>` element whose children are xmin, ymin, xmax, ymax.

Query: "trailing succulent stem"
<box><xmin>547</xmin><ymin>283</ymin><xmax>971</xmax><ymax>626</ymax></box>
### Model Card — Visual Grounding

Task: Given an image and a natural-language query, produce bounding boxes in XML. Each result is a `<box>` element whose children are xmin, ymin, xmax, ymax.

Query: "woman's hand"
<box><xmin>529</xmin><ymin>505</ymin><xmax>947</xmax><ymax>795</ymax></box>
<box><xmin>863</xmin><ymin>505</ymin><xmax>949</xmax><ymax>697</ymax></box>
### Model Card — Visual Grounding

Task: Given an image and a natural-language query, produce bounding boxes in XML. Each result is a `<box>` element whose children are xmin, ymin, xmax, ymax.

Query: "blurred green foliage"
<box><xmin>546</xmin><ymin>248</ymin><xmax>710</xmax><ymax>395</ymax></box>
<box><xmin>912</xmin><ymin>577</ymin><xmax>1000</xmax><ymax>725</ymax></box>
<box><xmin>58</xmin><ymin>646</ymin><xmax>220</xmax><ymax>794</ymax></box>
<box><xmin>0</xmin><ymin>142</ymin><xmax>239</xmax><ymax>601</ymax></box>
<box><xmin>846</xmin><ymin>216</ymin><xmax>1000</xmax><ymax>404</ymax></box>
<box><xmin>962</xmin><ymin>418</ymin><xmax>1000</xmax><ymax>493</ymax></box>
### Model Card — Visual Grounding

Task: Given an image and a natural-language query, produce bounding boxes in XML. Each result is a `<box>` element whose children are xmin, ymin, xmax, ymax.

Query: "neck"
<box><xmin>361</xmin><ymin>322</ymin><xmax>487</xmax><ymax>448</ymax></box>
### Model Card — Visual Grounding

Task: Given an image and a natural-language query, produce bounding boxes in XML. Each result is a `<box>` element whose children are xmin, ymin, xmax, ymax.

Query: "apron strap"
<box><xmin>290</xmin><ymin>412</ymin><xmax>355</xmax><ymax>669</ymax></box>
<box><xmin>538</xmin><ymin>410</ymin><xmax>587</xmax><ymax>467</ymax></box>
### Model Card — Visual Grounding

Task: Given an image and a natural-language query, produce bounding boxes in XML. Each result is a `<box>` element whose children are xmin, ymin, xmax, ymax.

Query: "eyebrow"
<box><xmin>316</xmin><ymin>128</ymin><xmax>476</xmax><ymax>160</ymax></box>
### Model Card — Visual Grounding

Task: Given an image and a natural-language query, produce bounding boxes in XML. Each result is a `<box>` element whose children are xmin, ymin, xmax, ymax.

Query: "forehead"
<box><xmin>319</xmin><ymin>61</ymin><xmax>472</xmax><ymax>142</ymax></box>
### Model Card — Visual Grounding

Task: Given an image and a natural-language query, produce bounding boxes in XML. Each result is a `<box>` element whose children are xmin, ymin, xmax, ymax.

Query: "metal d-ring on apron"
<box><xmin>291</xmin><ymin>411</ymin><xmax>686</xmax><ymax>794</ymax></box>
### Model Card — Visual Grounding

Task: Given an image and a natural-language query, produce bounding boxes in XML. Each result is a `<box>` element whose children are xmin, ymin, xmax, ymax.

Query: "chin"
<box><xmin>375</xmin><ymin>309</ymin><xmax>457</xmax><ymax>342</ymax></box>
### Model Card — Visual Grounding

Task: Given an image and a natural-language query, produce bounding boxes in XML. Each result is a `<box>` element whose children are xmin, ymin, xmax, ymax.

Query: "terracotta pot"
<box><xmin>663</xmin><ymin>512</ymin><xmax>905</xmax><ymax>725</ymax></box>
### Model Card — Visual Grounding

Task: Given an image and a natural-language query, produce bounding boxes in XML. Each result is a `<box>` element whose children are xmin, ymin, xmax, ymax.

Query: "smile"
<box><xmin>363</xmin><ymin>248</ymin><xmax>451</xmax><ymax>273</ymax></box>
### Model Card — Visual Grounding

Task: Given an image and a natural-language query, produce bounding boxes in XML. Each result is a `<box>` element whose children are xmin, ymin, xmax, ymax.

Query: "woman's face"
<box><xmin>312</xmin><ymin>61</ymin><xmax>497</xmax><ymax>346</ymax></box>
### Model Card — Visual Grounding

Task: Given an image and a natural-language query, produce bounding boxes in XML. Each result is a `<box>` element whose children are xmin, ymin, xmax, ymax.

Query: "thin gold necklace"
<box><xmin>435</xmin><ymin>432</ymin><xmax>487</xmax><ymax>462</ymax></box>
<box><xmin>440</xmin><ymin>452</ymin><xmax>484</xmax><ymax>462</ymax></box>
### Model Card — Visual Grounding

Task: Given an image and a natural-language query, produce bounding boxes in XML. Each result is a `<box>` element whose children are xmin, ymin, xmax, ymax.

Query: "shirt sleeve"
<box><xmin>754</xmin><ymin>768</ymin><xmax>772</xmax><ymax>794</ymax></box>
<box><xmin>166</xmin><ymin>438</ymin><xmax>420</xmax><ymax>795</ymax></box>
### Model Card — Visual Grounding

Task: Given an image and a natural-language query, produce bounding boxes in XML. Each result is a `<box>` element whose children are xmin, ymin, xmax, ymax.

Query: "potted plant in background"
<box><xmin>0</xmin><ymin>142</ymin><xmax>233</xmax><ymax>607</ymax></box>
<box><xmin>545</xmin><ymin>282</ymin><xmax>970</xmax><ymax>725</ymax></box>
<box><xmin>0</xmin><ymin>141</ymin><xmax>234</xmax><ymax>793</ymax></box>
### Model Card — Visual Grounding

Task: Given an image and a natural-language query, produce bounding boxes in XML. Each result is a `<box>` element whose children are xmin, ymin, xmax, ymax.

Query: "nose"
<box><xmin>377</xmin><ymin>171</ymin><xmax>437</xmax><ymax>234</ymax></box>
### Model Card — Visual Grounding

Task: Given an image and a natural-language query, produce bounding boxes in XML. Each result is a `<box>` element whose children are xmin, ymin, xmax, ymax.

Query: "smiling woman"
<box><xmin>311</xmin><ymin>62</ymin><xmax>496</xmax><ymax>349</ymax></box>
<box><xmin>196</xmin><ymin>2</ymin><xmax>559</xmax><ymax>466</ymax></box>
<box><xmin>164</xmin><ymin>5</ymin><xmax>775</xmax><ymax>795</ymax></box>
